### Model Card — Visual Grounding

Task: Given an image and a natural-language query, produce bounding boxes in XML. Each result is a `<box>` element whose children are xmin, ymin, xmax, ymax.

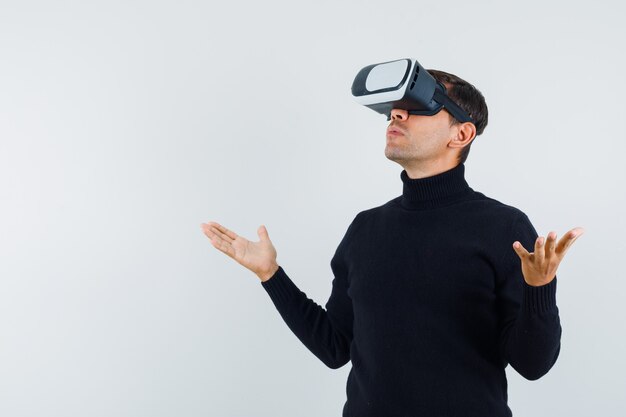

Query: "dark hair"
<box><xmin>426</xmin><ymin>69</ymin><xmax>488</xmax><ymax>164</ymax></box>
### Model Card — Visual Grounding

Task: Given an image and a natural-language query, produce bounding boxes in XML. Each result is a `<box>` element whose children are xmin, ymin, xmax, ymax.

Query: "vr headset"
<box><xmin>351</xmin><ymin>58</ymin><xmax>474</xmax><ymax>124</ymax></box>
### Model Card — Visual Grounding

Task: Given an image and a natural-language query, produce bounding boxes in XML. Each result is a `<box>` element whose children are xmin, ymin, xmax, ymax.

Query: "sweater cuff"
<box><xmin>260</xmin><ymin>266</ymin><xmax>301</xmax><ymax>306</ymax></box>
<box><xmin>522</xmin><ymin>275</ymin><xmax>558</xmax><ymax>315</ymax></box>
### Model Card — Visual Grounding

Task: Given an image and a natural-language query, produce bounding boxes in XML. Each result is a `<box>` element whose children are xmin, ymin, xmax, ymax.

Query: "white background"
<box><xmin>1</xmin><ymin>0</ymin><xmax>624</xmax><ymax>416</ymax></box>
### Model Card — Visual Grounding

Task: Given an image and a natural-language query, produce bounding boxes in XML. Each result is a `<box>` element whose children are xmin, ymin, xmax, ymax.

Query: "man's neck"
<box><xmin>402</xmin><ymin>160</ymin><xmax>460</xmax><ymax>180</ymax></box>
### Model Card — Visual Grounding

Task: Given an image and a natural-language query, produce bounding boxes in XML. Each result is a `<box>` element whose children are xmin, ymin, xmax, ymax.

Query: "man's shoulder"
<box><xmin>351</xmin><ymin>205</ymin><xmax>382</xmax><ymax>223</ymax></box>
<box><xmin>469</xmin><ymin>190</ymin><xmax>529</xmax><ymax>223</ymax></box>
<box><xmin>352</xmin><ymin>198</ymin><xmax>400</xmax><ymax>220</ymax></box>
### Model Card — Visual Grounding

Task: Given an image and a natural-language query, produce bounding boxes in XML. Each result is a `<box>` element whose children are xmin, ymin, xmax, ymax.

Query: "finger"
<box><xmin>206</xmin><ymin>222</ymin><xmax>236</xmax><ymax>244</ymax></box>
<box><xmin>258</xmin><ymin>224</ymin><xmax>270</xmax><ymax>241</ymax></box>
<box><xmin>201</xmin><ymin>223</ymin><xmax>221</xmax><ymax>241</ymax></box>
<box><xmin>212</xmin><ymin>222</ymin><xmax>238</xmax><ymax>241</ymax></box>
<box><xmin>201</xmin><ymin>223</ymin><xmax>234</xmax><ymax>249</ymax></box>
<box><xmin>534</xmin><ymin>235</ymin><xmax>545</xmax><ymax>264</ymax></box>
<box><xmin>204</xmin><ymin>226</ymin><xmax>236</xmax><ymax>258</ymax></box>
<box><xmin>513</xmin><ymin>241</ymin><xmax>530</xmax><ymax>260</ymax></box>
<box><xmin>556</xmin><ymin>226</ymin><xmax>585</xmax><ymax>259</ymax></box>
<box><xmin>545</xmin><ymin>231</ymin><xmax>557</xmax><ymax>261</ymax></box>
<box><xmin>200</xmin><ymin>223</ymin><xmax>214</xmax><ymax>238</ymax></box>
<box><xmin>214</xmin><ymin>235</ymin><xmax>236</xmax><ymax>259</ymax></box>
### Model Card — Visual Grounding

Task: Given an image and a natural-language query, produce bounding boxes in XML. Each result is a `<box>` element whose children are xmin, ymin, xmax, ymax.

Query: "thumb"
<box><xmin>257</xmin><ymin>224</ymin><xmax>270</xmax><ymax>241</ymax></box>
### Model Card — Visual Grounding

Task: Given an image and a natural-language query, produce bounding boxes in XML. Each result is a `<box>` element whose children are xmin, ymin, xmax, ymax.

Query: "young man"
<box><xmin>201</xmin><ymin>69</ymin><xmax>584</xmax><ymax>416</ymax></box>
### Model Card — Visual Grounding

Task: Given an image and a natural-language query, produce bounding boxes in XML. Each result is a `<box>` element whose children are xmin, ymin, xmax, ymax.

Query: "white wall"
<box><xmin>0</xmin><ymin>0</ymin><xmax>623</xmax><ymax>415</ymax></box>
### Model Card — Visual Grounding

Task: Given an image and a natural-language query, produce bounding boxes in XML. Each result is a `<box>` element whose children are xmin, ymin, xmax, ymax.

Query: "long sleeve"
<box><xmin>495</xmin><ymin>212</ymin><xmax>562</xmax><ymax>381</ymax></box>
<box><xmin>260</xmin><ymin>213</ymin><xmax>362</xmax><ymax>369</ymax></box>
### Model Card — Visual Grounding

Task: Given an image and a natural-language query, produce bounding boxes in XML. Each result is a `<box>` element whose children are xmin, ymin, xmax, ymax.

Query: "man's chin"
<box><xmin>384</xmin><ymin>149</ymin><xmax>405</xmax><ymax>161</ymax></box>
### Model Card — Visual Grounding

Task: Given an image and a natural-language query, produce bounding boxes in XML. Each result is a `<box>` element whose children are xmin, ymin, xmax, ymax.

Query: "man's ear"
<box><xmin>450</xmin><ymin>122</ymin><xmax>476</xmax><ymax>148</ymax></box>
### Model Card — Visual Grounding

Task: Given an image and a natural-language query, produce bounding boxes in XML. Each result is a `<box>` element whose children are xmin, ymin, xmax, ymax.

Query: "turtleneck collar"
<box><xmin>399</xmin><ymin>163</ymin><xmax>475</xmax><ymax>210</ymax></box>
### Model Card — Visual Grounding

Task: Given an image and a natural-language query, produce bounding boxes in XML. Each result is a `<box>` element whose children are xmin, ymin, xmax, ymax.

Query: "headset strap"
<box><xmin>433</xmin><ymin>89</ymin><xmax>475</xmax><ymax>124</ymax></box>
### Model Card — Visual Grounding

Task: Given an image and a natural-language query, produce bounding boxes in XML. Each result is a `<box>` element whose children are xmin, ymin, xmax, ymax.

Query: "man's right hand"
<box><xmin>200</xmin><ymin>221</ymin><xmax>279</xmax><ymax>282</ymax></box>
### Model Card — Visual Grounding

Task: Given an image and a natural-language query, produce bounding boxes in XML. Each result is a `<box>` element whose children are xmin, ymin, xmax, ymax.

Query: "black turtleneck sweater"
<box><xmin>261</xmin><ymin>163</ymin><xmax>561</xmax><ymax>417</ymax></box>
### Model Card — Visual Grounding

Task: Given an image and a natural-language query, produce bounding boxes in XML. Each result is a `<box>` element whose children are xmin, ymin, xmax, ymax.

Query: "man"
<box><xmin>201</xmin><ymin>68</ymin><xmax>584</xmax><ymax>416</ymax></box>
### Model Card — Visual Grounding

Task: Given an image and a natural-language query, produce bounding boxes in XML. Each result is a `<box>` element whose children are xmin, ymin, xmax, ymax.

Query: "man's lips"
<box><xmin>387</xmin><ymin>128</ymin><xmax>405</xmax><ymax>136</ymax></box>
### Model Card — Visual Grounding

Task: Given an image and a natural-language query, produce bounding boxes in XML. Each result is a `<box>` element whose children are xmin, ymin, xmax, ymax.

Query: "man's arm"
<box><xmin>495</xmin><ymin>213</ymin><xmax>563</xmax><ymax>380</ymax></box>
<box><xmin>260</xmin><ymin>214</ymin><xmax>362</xmax><ymax>369</ymax></box>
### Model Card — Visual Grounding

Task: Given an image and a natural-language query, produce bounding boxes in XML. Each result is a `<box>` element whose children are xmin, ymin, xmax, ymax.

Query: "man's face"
<box><xmin>384</xmin><ymin>105</ymin><xmax>457</xmax><ymax>166</ymax></box>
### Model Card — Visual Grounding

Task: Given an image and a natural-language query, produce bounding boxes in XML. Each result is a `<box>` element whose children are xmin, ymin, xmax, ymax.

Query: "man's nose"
<box><xmin>390</xmin><ymin>108</ymin><xmax>409</xmax><ymax>121</ymax></box>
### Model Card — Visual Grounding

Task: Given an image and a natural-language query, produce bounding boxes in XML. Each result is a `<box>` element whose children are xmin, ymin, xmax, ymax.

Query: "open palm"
<box><xmin>513</xmin><ymin>226</ymin><xmax>585</xmax><ymax>286</ymax></box>
<box><xmin>201</xmin><ymin>221</ymin><xmax>278</xmax><ymax>277</ymax></box>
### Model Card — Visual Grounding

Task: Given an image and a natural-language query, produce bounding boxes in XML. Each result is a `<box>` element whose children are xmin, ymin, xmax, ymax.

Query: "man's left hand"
<box><xmin>512</xmin><ymin>227</ymin><xmax>585</xmax><ymax>287</ymax></box>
